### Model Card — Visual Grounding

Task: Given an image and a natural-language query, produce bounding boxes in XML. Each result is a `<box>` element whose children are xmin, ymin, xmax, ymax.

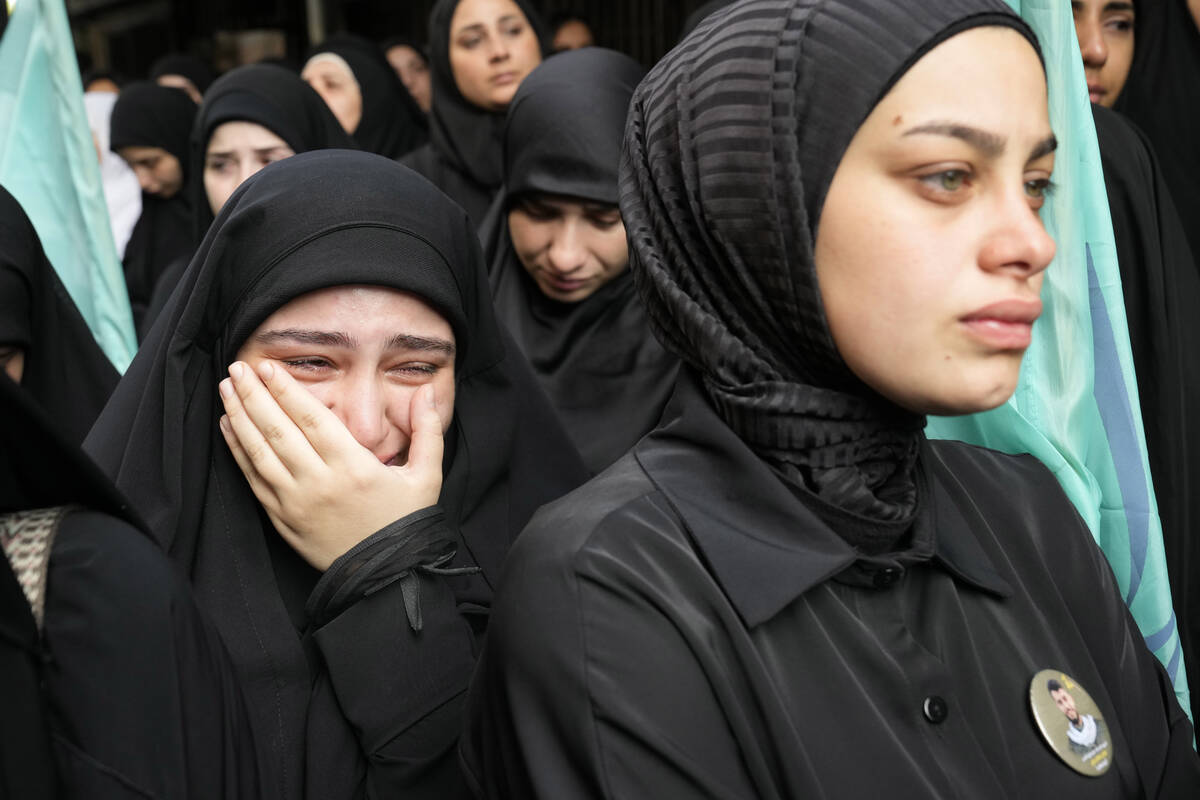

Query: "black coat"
<box><xmin>463</xmin><ymin>373</ymin><xmax>1200</xmax><ymax>798</ymax></box>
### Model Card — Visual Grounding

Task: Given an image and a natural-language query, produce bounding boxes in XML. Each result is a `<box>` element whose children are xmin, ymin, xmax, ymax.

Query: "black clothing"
<box><xmin>0</xmin><ymin>186</ymin><xmax>118</xmax><ymax>446</ymax></box>
<box><xmin>149</xmin><ymin>53</ymin><xmax>214</xmax><ymax>95</ymax></box>
<box><xmin>84</xmin><ymin>150</ymin><xmax>587</xmax><ymax>800</ymax></box>
<box><xmin>621</xmin><ymin>0</ymin><xmax>1038</xmax><ymax>528</ymax></box>
<box><xmin>402</xmin><ymin>0</ymin><xmax>547</xmax><ymax>228</ymax></box>
<box><xmin>309</xmin><ymin>35</ymin><xmax>426</xmax><ymax>160</ymax></box>
<box><xmin>1093</xmin><ymin>104</ymin><xmax>1200</xmax><ymax>722</ymax></box>
<box><xmin>1114</xmin><ymin>0</ymin><xmax>1200</xmax><ymax>263</ymax></box>
<box><xmin>110</xmin><ymin>82</ymin><xmax>197</xmax><ymax>330</ymax></box>
<box><xmin>464</xmin><ymin>373</ymin><xmax>1200</xmax><ymax>798</ymax></box>
<box><xmin>0</xmin><ymin>375</ymin><xmax>260</xmax><ymax>798</ymax></box>
<box><xmin>486</xmin><ymin>49</ymin><xmax>677</xmax><ymax>472</ymax></box>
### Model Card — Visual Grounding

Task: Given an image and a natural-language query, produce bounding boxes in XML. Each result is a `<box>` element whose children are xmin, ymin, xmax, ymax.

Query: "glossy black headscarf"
<box><xmin>487</xmin><ymin>48</ymin><xmax>677</xmax><ymax>473</ymax></box>
<box><xmin>84</xmin><ymin>150</ymin><xmax>586</xmax><ymax>796</ymax></box>
<box><xmin>0</xmin><ymin>187</ymin><xmax>118</xmax><ymax>446</ymax></box>
<box><xmin>1114</xmin><ymin>0</ymin><xmax>1200</xmax><ymax>262</ymax></box>
<box><xmin>423</xmin><ymin>0</ymin><xmax>548</xmax><ymax>196</ymax></box>
<box><xmin>189</xmin><ymin>63</ymin><xmax>356</xmax><ymax>239</ymax></box>
<box><xmin>621</xmin><ymin>0</ymin><xmax>1041</xmax><ymax>523</ymax></box>
<box><xmin>308</xmin><ymin>34</ymin><xmax>427</xmax><ymax>160</ymax></box>
<box><xmin>110</xmin><ymin>82</ymin><xmax>198</xmax><ymax>328</ymax></box>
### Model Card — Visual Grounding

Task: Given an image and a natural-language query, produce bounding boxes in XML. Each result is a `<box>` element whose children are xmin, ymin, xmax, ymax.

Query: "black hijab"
<box><xmin>149</xmin><ymin>53</ymin><xmax>215</xmax><ymax>96</ymax></box>
<box><xmin>1093</xmin><ymin>103</ymin><xmax>1200</xmax><ymax>722</ymax></box>
<box><xmin>190</xmin><ymin>63</ymin><xmax>356</xmax><ymax>239</ymax></box>
<box><xmin>110</xmin><ymin>82</ymin><xmax>198</xmax><ymax>329</ymax></box>
<box><xmin>620</xmin><ymin>0</ymin><xmax>1041</xmax><ymax>527</ymax></box>
<box><xmin>84</xmin><ymin>149</ymin><xmax>586</xmax><ymax>797</ymax></box>
<box><xmin>486</xmin><ymin>48</ymin><xmax>677</xmax><ymax>473</ymax></box>
<box><xmin>308</xmin><ymin>34</ymin><xmax>427</xmax><ymax>160</ymax></box>
<box><xmin>1113</xmin><ymin>0</ymin><xmax>1200</xmax><ymax>263</ymax></box>
<box><xmin>407</xmin><ymin>0</ymin><xmax>547</xmax><ymax>225</ymax></box>
<box><xmin>0</xmin><ymin>186</ymin><xmax>118</xmax><ymax>446</ymax></box>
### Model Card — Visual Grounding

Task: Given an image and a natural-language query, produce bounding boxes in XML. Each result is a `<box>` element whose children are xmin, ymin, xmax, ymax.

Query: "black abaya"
<box><xmin>85</xmin><ymin>150</ymin><xmax>587</xmax><ymax>799</ymax></box>
<box><xmin>0</xmin><ymin>186</ymin><xmax>118</xmax><ymax>446</ymax></box>
<box><xmin>402</xmin><ymin>0</ymin><xmax>547</xmax><ymax>228</ymax></box>
<box><xmin>1093</xmin><ymin>103</ymin><xmax>1200</xmax><ymax>723</ymax></box>
<box><xmin>1113</xmin><ymin>0</ymin><xmax>1200</xmax><ymax>264</ymax></box>
<box><xmin>0</xmin><ymin>375</ymin><xmax>260</xmax><ymax>798</ymax></box>
<box><xmin>485</xmin><ymin>49</ymin><xmax>677</xmax><ymax>473</ymax></box>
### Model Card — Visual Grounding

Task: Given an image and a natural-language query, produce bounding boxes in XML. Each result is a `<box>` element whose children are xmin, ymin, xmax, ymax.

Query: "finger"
<box><xmin>228</xmin><ymin>361</ymin><xmax>328</xmax><ymax>479</ymax></box>
<box><xmin>400</xmin><ymin>384</ymin><xmax>445</xmax><ymax>498</ymax></box>
<box><xmin>219</xmin><ymin>413</ymin><xmax>284</xmax><ymax>515</ymax></box>
<box><xmin>219</xmin><ymin>371</ymin><xmax>296</xmax><ymax>487</ymax></box>
<box><xmin>254</xmin><ymin>360</ymin><xmax>367</xmax><ymax>468</ymax></box>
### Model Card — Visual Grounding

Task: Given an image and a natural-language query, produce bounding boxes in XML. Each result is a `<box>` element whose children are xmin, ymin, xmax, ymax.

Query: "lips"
<box><xmin>491</xmin><ymin>71</ymin><xmax>518</xmax><ymax>85</ymax></box>
<box><xmin>960</xmin><ymin>298</ymin><xmax>1042</xmax><ymax>350</ymax></box>
<box><xmin>1087</xmin><ymin>83</ymin><xmax>1106</xmax><ymax>103</ymax></box>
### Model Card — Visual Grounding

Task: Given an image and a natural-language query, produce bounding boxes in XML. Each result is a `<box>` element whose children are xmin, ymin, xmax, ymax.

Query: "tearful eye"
<box><xmin>281</xmin><ymin>357</ymin><xmax>333</xmax><ymax>373</ymax></box>
<box><xmin>1024</xmin><ymin>178</ymin><xmax>1056</xmax><ymax>201</ymax></box>
<box><xmin>933</xmin><ymin>170</ymin><xmax>967</xmax><ymax>191</ymax></box>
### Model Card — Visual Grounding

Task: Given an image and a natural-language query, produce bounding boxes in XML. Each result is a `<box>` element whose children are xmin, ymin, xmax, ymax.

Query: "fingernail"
<box><xmin>229</xmin><ymin>362</ymin><xmax>244</xmax><ymax>380</ymax></box>
<box><xmin>258</xmin><ymin>361</ymin><xmax>274</xmax><ymax>380</ymax></box>
<box><xmin>218</xmin><ymin>415</ymin><xmax>230</xmax><ymax>434</ymax></box>
<box><xmin>218</xmin><ymin>379</ymin><xmax>233</xmax><ymax>399</ymax></box>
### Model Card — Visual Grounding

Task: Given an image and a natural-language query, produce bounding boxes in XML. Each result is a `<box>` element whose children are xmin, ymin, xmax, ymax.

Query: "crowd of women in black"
<box><xmin>3</xmin><ymin>0</ymin><xmax>1200</xmax><ymax>796</ymax></box>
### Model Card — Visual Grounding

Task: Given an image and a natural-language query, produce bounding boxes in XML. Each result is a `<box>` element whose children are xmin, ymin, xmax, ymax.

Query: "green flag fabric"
<box><xmin>0</xmin><ymin>0</ymin><xmax>136</xmax><ymax>370</ymax></box>
<box><xmin>928</xmin><ymin>0</ymin><xmax>1189</xmax><ymax>716</ymax></box>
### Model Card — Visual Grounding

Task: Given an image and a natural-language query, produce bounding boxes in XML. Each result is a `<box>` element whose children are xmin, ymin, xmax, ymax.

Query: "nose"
<box><xmin>1076</xmin><ymin>21</ymin><xmax>1108</xmax><ymax>68</ymax></box>
<box><xmin>488</xmin><ymin>33</ymin><xmax>511</xmax><ymax>62</ymax></box>
<box><xmin>978</xmin><ymin>187</ymin><xmax>1056</xmax><ymax>279</ymax></box>
<box><xmin>545</xmin><ymin>219</ymin><xmax>586</xmax><ymax>275</ymax></box>
<box><xmin>135</xmin><ymin>168</ymin><xmax>156</xmax><ymax>193</ymax></box>
<box><xmin>328</xmin><ymin>371</ymin><xmax>391</xmax><ymax>458</ymax></box>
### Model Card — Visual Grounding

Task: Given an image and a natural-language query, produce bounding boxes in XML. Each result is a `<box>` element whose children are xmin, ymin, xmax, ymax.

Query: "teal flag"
<box><xmin>928</xmin><ymin>0</ymin><xmax>1189</xmax><ymax>716</ymax></box>
<box><xmin>0</xmin><ymin>0</ymin><xmax>136</xmax><ymax>370</ymax></box>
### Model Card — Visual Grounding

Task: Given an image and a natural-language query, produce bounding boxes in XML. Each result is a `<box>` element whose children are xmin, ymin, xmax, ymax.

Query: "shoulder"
<box><xmin>926</xmin><ymin>437</ymin><xmax>1059</xmax><ymax>487</ymax></box>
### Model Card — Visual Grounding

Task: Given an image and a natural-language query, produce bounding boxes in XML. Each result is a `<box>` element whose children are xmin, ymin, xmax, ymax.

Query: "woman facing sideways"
<box><xmin>462</xmin><ymin>0</ymin><xmax>1200</xmax><ymax>797</ymax></box>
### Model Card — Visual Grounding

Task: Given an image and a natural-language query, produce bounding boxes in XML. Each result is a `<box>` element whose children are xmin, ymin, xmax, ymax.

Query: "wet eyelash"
<box><xmin>282</xmin><ymin>358</ymin><xmax>330</xmax><ymax>371</ymax></box>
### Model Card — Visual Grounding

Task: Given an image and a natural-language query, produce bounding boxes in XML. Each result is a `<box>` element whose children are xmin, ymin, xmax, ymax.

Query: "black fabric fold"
<box><xmin>0</xmin><ymin>187</ymin><xmax>119</xmax><ymax>447</ymax></box>
<box><xmin>619</xmin><ymin>0</ymin><xmax>1039</xmax><ymax>525</ymax></box>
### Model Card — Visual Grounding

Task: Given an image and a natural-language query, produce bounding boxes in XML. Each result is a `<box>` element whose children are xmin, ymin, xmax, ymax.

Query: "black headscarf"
<box><xmin>1113</xmin><ymin>0</ymin><xmax>1200</xmax><ymax>263</ymax></box>
<box><xmin>189</xmin><ymin>63</ymin><xmax>356</xmax><ymax>239</ymax></box>
<box><xmin>1093</xmin><ymin>103</ymin><xmax>1200</xmax><ymax>722</ymax></box>
<box><xmin>110</xmin><ymin>82</ymin><xmax>198</xmax><ymax>330</ymax></box>
<box><xmin>0</xmin><ymin>186</ymin><xmax>119</xmax><ymax>447</ymax></box>
<box><xmin>620</xmin><ymin>0</ymin><xmax>1041</xmax><ymax>527</ymax></box>
<box><xmin>486</xmin><ymin>48</ymin><xmax>677</xmax><ymax>473</ymax></box>
<box><xmin>406</xmin><ymin>0</ymin><xmax>547</xmax><ymax>225</ymax></box>
<box><xmin>84</xmin><ymin>149</ymin><xmax>586</xmax><ymax>797</ymax></box>
<box><xmin>308</xmin><ymin>34</ymin><xmax>427</xmax><ymax>160</ymax></box>
<box><xmin>149</xmin><ymin>53</ymin><xmax>215</xmax><ymax>96</ymax></box>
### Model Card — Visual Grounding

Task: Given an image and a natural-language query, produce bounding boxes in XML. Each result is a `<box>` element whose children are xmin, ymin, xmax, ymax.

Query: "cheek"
<box><xmin>509</xmin><ymin>217</ymin><xmax>551</xmax><ymax>267</ymax></box>
<box><xmin>450</xmin><ymin>51</ymin><xmax>487</xmax><ymax>100</ymax></box>
<box><xmin>513</xmin><ymin>34</ymin><xmax>542</xmax><ymax>71</ymax></box>
<box><xmin>594</xmin><ymin>227</ymin><xmax>630</xmax><ymax>274</ymax></box>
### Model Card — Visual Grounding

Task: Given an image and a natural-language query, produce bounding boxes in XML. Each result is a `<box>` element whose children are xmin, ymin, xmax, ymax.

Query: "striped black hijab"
<box><xmin>620</xmin><ymin>0</ymin><xmax>1040</xmax><ymax>524</ymax></box>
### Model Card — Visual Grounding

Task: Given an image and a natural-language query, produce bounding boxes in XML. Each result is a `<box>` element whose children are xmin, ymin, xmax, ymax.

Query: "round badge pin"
<box><xmin>1028</xmin><ymin>669</ymin><xmax>1112</xmax><ymax>777</ymax></box>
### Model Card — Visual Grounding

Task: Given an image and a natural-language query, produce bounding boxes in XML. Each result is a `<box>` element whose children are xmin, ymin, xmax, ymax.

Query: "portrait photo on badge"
<box><xmin>1029</xmin><ymin>668</ymin><xmax>1113</xmax><ymax>776</ymax></box>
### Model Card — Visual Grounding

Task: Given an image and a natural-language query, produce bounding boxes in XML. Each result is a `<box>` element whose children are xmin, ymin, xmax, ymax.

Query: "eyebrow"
<box><xmin>902</xmin><ymin>121</ymin><xmax>1057</xmax><ymax>161</ymax></box>
<box><xmin>456</xmin><ymin>14</ymin><xmax>521</xmax><ymax>34</ymax></box>
<box><xmin>253</xmin><ymin>328</ymin><xmax>456</xmax><ymax>356</ymax></box>
<box><xmin>207</xmin><ymin>146</ymin><xmax>292</xmax><ymax>159</ymax></box>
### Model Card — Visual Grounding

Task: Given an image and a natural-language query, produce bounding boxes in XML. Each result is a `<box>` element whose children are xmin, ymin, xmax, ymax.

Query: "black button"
<box><xmin>872</xmin><ymin>568</ymin><xmax>900</xmax><ymax>589</ymax></box>
<box><xmin>923</xmin><ymin>695</ymin><xmax>949</xmax><ymax>724</ymax></box>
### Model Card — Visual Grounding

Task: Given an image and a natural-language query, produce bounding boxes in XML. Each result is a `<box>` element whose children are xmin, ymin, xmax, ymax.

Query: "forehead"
<box><xmin>207</xmin><ymin>120</ymin><xmax>289</xmax><ymax>151</ymax></box>
<box><xmin>302</xmin><ymin>55</ymin><xmax>355</xmax><ymax>82</ymax></box>
<box><xmin>451</xmin><ymin>0</ymin><xmax>526</xmax><ymax>29</ymax></box>
<box><xmin>256</xmin><ymin>285</ymin><xmax>454</xmax><ymax>343</ymax></box>
<box><xmin>869</xmin><ymin>27</ymin><xmax>1048</xmax><ymax>138</ymax></box>
<box><xmin>119</xmin><ymin>145</ymin><xmax>171</xmax><ymax>162</ymax></box>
